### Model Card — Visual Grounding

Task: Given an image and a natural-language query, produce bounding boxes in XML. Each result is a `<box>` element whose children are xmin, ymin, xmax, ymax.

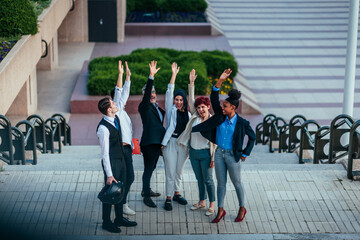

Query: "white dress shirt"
<box><xmin>113</xmin><ymin>81</ymin><xmax>134</xmax><ymax>148</ymax></box>
<box><xmin>97</xmin><ymin>115</ymin><xmax>117</xmax><ymax>177</ymax></box>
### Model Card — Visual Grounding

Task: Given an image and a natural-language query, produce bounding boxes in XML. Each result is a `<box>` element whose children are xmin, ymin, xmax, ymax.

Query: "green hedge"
<box><xmin>127</xmin><ymin>0</ymin><xmax>208</xmax><ymax>13</ymax></box>
<box><xmin>0</xmin><ymin>0</ymin><xmax>38</xmax><ymax>38</ymax></box>
<box><xmin>88</xmin><ymin>48</ymin><xmax>238</xmax><ymax>96</ymax></box>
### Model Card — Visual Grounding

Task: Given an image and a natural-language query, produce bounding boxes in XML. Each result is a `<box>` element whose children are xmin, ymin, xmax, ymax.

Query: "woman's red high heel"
<box><xmin>235</xmin><ymin>208</ymin><xmax>247</xmax><ymax>222</ymax></box>
<box><xmin>211</xmin><ymin>210</ymin><xmax>226</xmax><ymax>223</ymax></box>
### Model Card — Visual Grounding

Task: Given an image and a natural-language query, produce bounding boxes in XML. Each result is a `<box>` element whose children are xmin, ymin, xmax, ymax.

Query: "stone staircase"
<box><xmin>4</xmin><ymin>144</ymin><xmax>344</xmax><ymax>173</ymax></box>
<box><xmin>209</xmin><ymin>0</ymin><xmax>360</xmax><ymax>123</ymax></box>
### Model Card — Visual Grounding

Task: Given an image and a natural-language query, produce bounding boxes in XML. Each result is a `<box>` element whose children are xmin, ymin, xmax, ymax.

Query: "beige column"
<box><xmin>37</xmin><ymin>32</ymin><xmax>59</xmax><ymax>70</ymax></box>
<box><xmin>58</xmin><ymin>0</ymin><xmax>89</xmax><ymax>42</ymax></box>
<box><xmin>6</xmin><ymin>68</ymin><xmax>38</xmax><ymax>116</ymax></box>
<box><xmin>117</xmin><ymin>0</ymin><xmax>126</xmax><ymax>42</ymax></box>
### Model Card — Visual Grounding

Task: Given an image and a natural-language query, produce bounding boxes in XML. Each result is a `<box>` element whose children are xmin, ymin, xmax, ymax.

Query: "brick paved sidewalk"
<box><xmin>1</xmin><ymin>146</ymin><xmax>359</xmax><ymax>238</ymax></box>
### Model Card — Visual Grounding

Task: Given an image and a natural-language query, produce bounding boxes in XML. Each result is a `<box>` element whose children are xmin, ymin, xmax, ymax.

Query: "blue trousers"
<box><xmin>189</xmin><ymin>147</ymin><xmax>215</xmax><ymax>202</ymax></box>
<box><xmin>215</xmin><ymin>147</ymin><xmax>244</xmax><ymax>208</ymax></box>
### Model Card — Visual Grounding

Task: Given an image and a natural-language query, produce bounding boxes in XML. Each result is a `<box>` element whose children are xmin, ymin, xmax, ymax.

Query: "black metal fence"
<box><xmin>0</xmin><ymin>113</ymin><xmax>71</xmax><ymax>165</ymax></box>
<box><xmin>256</xmin><ymin>114</ymin><xmax>360</xmax><ymax>179</ymax></box>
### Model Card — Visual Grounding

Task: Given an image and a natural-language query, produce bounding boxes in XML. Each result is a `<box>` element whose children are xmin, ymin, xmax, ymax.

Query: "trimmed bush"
<box><xmin>87</xmin><ymin>48</ymin><xmax>238</xmax><ymax>96</ymax></box>
<box><xmin>0</xmin><ymin>0</ymin><xmax>38</xmax><ymax>37</ymax></box>
<box><xmin>201</xmin><ymin>50</ymin><xmax>238</xmax><ymax>79</ymax></box>
<box><xmin>30</xmin><ymin>0</ymin><xmax>52</xmax><ymax>16</ymax></box>
<box><xmin>160</xmin><ymin>0</ymin><xmax>207</xmax><ymax>13</ymax></box>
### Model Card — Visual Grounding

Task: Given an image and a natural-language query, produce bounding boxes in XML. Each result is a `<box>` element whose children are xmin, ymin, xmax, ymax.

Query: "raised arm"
<box><xmin>165</xmin><ymin>62</ymin><xmax>180</xmax><ymax>116</ymax></box>
<box><xmin>211</xmin><ymin>68</ymin><xmax>232</xmax><ymax>115</ymax></box>
<box><xmin>188</xmin><ymin>69</ymin><xmax>197</xmax><ymax>114</ymax></box>
<box><xmin>115</xmin><ymin>61</ymin><xmax>131</xmax><ymax>111</ymax></box>
<box><xmin>139</xmin><ymin>61</ymin><xmax>160</xmax><ymax>110</ymax></box>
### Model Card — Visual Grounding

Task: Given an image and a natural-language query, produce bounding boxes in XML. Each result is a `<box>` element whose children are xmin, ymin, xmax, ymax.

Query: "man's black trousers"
<box><xmin>102</xmin><ymin>158</ymin><xmax>126</xmax><ymax>223</ymax></box>
<box><xmin>141</xmin><ymin>144</ymin><xmax>162</xmax><ymax>197</ymax></box>
<box><xmin>121</xmin><ymin>145</ymin><xmax>134</xmax><ymax>204</ymax></box>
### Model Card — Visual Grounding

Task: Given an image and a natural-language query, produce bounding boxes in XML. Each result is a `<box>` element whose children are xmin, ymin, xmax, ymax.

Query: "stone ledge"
<box><xmin>125</xmin><ymin>22</ymin><xmax>212</xmax><ymax>36</ymax></box>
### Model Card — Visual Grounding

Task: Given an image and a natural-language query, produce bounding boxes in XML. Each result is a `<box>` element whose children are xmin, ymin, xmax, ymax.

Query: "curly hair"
<box><xmin>194</xmin><ymin>96</ymin><xmax>211</xmax><ymax>108</ymax></box>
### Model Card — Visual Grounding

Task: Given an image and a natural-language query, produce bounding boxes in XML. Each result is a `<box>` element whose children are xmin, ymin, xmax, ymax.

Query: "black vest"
<box><xmin>97</xmin><ymin>115</ymin><xmax>124</xmax><ymax>160</ymax></box>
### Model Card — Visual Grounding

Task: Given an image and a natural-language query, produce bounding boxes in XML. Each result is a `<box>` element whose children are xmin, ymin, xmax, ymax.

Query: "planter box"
<box><xmin>0</xmin><ymin>34</ymin><xmax>42</xmax><ymax>115</ymax></box>
<box><xmin>125</xmin><ymin>23</ymin><xmax>212</xmax><ymax>36</ymax></box>
<box><xmin>0</xmin><ymin>0</ymin><xmax>75</xmax><ymax>115</ymax></box>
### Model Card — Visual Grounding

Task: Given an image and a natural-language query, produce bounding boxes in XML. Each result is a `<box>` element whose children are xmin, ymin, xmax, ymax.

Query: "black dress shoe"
<box><xmin>143</xmin><ymin>197</ymin><xmax>157</xmax><ymax>208</ymax></box>
<box><xmin>102</xmin><ymin>221</ymin><xmax>121</xmax><ymax>233</ymax></box>
<box><xmin>164</xmin><ymin>199</ymin><xmax>172</xmax><ymax>211</ymax></box>
<box><xmin>141</xmin><ymin>190</ymin><xmax>161</xmax><ymax>197</ymax></box>
<box><xmin>173</xmin><ymin>194</ymin><xmax>188</xmax><ymax>205</ymax></box>
<box><xmin>115</xmin><ymin>217</ymin><xmax>138</xmax><ymax>227</ymax></box>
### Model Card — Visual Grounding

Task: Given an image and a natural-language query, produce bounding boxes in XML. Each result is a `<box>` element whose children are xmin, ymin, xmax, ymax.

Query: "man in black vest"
<box><xmin>138</xmin><ymin>61</ymin><xmax>166</xmax><ymax>208</ymax></box>
<box><xmin>97</xmin><ymin>97</ymin><xmax>137</xmax><ymax>233</ymax></box>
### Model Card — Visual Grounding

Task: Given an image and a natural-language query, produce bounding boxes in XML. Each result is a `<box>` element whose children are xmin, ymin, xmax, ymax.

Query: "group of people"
<box><xmin>96</xmin><ymin>60</ymin><xmax>256</xmax><ymax>233</ymax></box>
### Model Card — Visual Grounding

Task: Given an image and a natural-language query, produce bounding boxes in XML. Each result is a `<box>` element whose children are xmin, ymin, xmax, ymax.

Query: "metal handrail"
<box><xmin>0</xmin><ymin>115</ymin><xmax>14</xmax><ymax>165</ymax></box>
<box><xmin>255</xmin><ymin>123</ymin><xmax>263</xmax><ymax>145</ymax></box>
<box><xmin>328</xmin><ymin>114</ymin><xmax>354</xmax><ymax>163</ymax></box>
<box><xmin>279</xmin><ymin>124</ymin><xmax>289</xmax><ymax>153</ymax></box>
<box><xmin>46</xmin><ymin>117</ymin><xmax>62</xmax><ymax>153</ymax></box>
<box><xmin>27</xmin><ymin>114</ymin><xmax>47</xmax><ymax>153</ymax></box>
<box><xmin>347</xmin><ymin>121</ymin><xmax>360</xmax><ymax>179</ymax></box>
<box><xmin>15</xmin><ymin>120</ymin><xmax>37</xmax><ymax>165</ymax></box>
<box><xmin>269</xmin><ymin>117</ymin><xmax>286</xmax><ymax>153</ymax></box>
<box><xmin>52</xmin><ymin>113</ymin><xmax>68</xmax><ymax>146</ymax></box>
<box><xmin>262</xmin><ymin>114</ymin><xmax>276</xmax><ymax>145</ymax></box>
<box><xmin>299</xmin><ymin>120</ymin><xmax>320</xmax><ymax>164</ymax></box>
<box><xmin>66</xmin><ymin>123</ymin><xmax>72</xmax><ymax>145</ymax></box>
<box><xmin>288</xmin><ymin>115</ymin><xmax>307</xmax><ymax>153</ymax></box>
<box><xmin>10</xmin><ymin>126</ymin><xmax>26</xmax><ymax>165</ymax></box>
<box><xmin>314</xmin><ymin>126</ymin><xmax>330</xmax><ymax>164</ymax></box>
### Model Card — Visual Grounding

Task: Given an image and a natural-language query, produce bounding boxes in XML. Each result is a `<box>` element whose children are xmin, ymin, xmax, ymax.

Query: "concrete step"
<box><xmin>4</xmin><ymin>144</ymin><xmax>343</xmax><ymax>173</ymax></box>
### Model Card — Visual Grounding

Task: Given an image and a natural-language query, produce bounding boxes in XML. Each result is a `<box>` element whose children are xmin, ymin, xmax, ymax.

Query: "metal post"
<box><xmin>343</xmin><ymin>0</ymin><xmax>360</xmax><ymax>116</ymax></box>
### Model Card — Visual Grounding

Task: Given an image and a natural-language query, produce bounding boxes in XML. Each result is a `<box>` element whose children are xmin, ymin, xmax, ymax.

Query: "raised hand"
<box><xmin>219</xmin><ymin>68</ymin><xmax>232</xmax><ymax>81</ymax></box>
<box><xmin>215</xmin><ymin>68</ymin><xmax>232</xmax><ymax>88</ymax></box>
<box><xmin>171</xmin><ymin>62</ymin><xmax>180</xmax><ymax>75</ymax></box>
<box><xmin>125</xmin><ymin>61</ymin><xmax>131</xmax><ymax>81</ymax></box>
<box><xmin>118</xmin><ymin>60</ymin><xmax>124</xmax><ymax>75</ymax></box>
<box><xmin>189</xmin><ymin>69</ymin><xmax>197</xmax><ymax>85</ymax></box>
<box><xmin>149</xmin><ymin>60</ymin><xmax>160</xmax><ymax>78</ymax></box>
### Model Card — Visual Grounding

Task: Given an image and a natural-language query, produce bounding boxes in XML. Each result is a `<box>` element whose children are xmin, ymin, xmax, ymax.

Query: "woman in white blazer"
<box><xmin>161</xmin><ymin>63</ymin><xmax>192</xmax><ymax>211</ymax></box>
<box><xmin>177</xmin><ymin>69</ymin><xmax>216</xmax><ymax>216</ymax></box>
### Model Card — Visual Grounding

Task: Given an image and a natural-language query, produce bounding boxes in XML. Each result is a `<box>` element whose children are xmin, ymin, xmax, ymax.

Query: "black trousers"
<box><xmin>121</xmin><ymin>145</ymin><xmax>134</xmax><ymax>204</ymax></box>
<box><xmin>141</xmin><ymin>144</ymin><xmax>162</xmax><ymax>197</ymax></box>
<box><xmin>102</xmin><ymin>158</ymin><xmax>126</xmax><ymax>223</ymax></box>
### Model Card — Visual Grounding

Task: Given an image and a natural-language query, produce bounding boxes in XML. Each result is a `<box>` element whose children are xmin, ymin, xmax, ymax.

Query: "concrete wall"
<box><xmin>37</xmin><ymin>0</ymin><xmax>74</xmax><ymax>70</ymax></box>
<box><xmin>58</xmin><ymin>0</ymin><xmax>89</xmax><ymax>42</ymax></box>
<box><xmin>0</xmin><ymin>34</ymin><xmax>42</xmax><ymax>115</ymax></box>
<box><xmin>1</xmin><ymin>0</ymin><xmax>74</xmax><ymax>115</ymax></box>
<box><xmin>58</xmin><ymin>0</ymin><xmax>125</xmax><ymax>43</ymax></box>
